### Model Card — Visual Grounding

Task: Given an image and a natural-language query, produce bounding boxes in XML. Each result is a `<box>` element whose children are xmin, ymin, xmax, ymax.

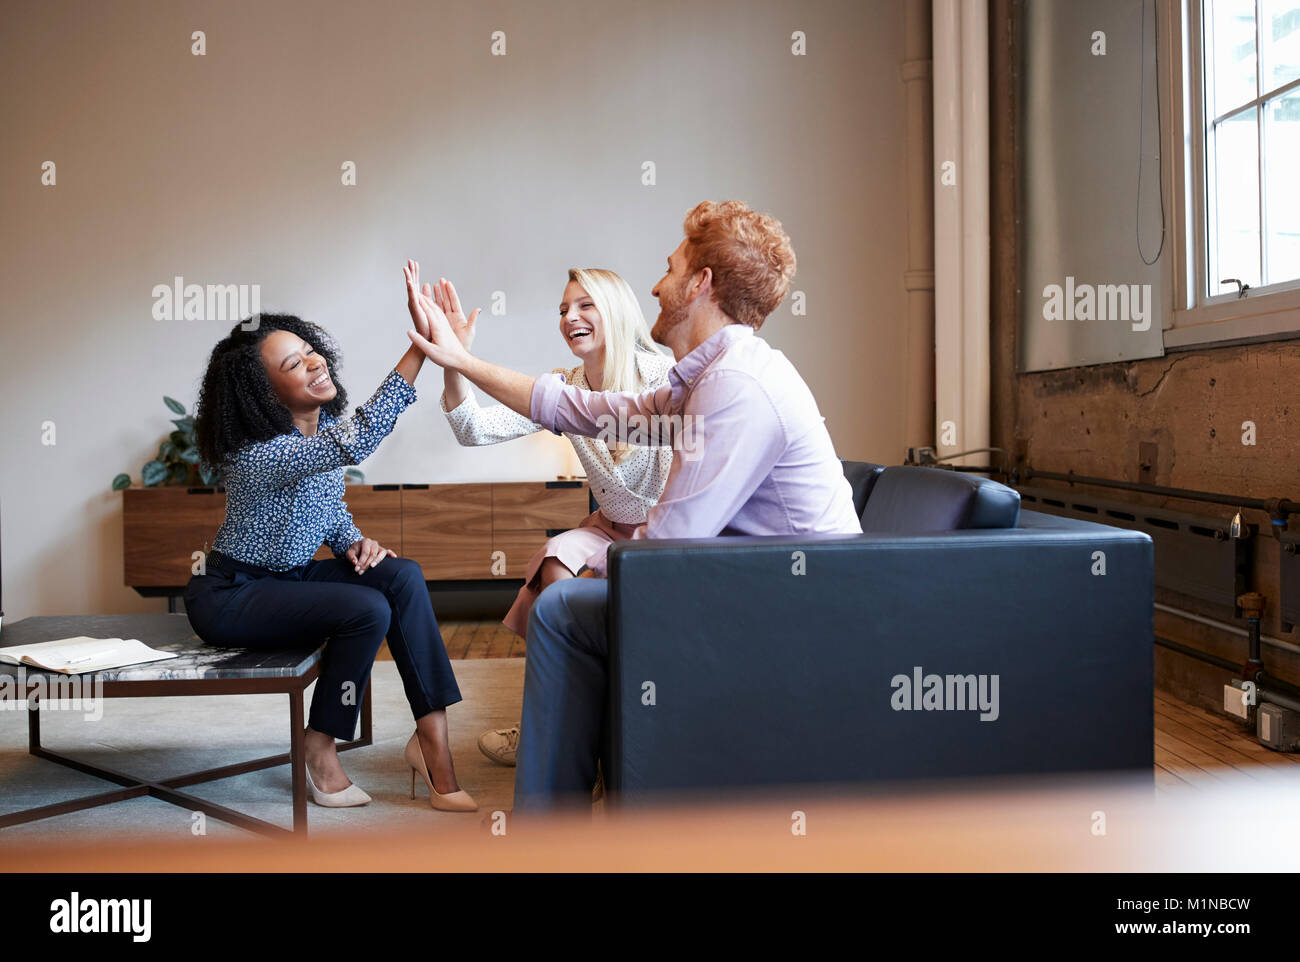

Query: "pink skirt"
<box><xmin>501</xmin><ymin>509</ymin><xmax>641</xmax><ymax>638</ymax></box>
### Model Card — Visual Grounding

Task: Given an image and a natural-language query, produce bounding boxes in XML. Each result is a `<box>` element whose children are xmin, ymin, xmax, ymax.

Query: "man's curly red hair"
<box><xmin>681</xmin><ymin>200</ymin><xmax>797</xmax><ymax>329</ymax></box>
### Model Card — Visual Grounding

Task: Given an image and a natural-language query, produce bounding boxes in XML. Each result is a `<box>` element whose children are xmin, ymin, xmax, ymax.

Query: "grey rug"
<box><xmin>0</xmin><ymin>659</ymin><xmax>524</xmax><ymax>842</ymax></box>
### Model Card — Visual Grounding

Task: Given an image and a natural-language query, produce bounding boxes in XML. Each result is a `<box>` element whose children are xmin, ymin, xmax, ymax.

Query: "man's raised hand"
<box><xmin>433</xmin><ymin>277</ymin><xmax>481</xmax><ymax>351</ymax></box>
<box><xmin>404</xmin><ymin>267</ymin><xmax>471</xmax><ymax>370</ymax></box>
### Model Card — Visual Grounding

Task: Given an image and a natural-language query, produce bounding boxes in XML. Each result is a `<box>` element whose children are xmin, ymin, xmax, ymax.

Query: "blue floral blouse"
<box><xmin>210</xmin><ymin>369</ymin><xmax>417</xmax><ymax>570</ymax></box>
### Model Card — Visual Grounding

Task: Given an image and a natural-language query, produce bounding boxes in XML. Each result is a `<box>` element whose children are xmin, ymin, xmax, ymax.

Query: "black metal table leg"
<box><xmin>27</xmin><ymin>694</ymin><xmax>40</xmax><ymax>753</ymax></box>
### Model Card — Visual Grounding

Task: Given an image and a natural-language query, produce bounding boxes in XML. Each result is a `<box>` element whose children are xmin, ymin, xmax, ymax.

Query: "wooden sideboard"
<box><xmin>123</xmin><ymin>481</ymin><xmax>591</xmax><ymax>592</ymax></box>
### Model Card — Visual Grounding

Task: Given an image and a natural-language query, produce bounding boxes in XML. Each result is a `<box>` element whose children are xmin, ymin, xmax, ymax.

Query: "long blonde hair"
<box><xmin>568</xmin><ymin>267</ymin><xmax>661</xmax><ymax>464</ymax></box>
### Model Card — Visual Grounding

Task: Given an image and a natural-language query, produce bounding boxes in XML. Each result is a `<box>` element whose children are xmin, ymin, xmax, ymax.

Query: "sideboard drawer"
<box><xmin>401</xmin><ymin>485</ymin><xmax>493</xmax><ymax>579</ymax></box>
<box><xmin>124</xmin><ymin>488</ymin><xmax>226</xmax><ymax>587</ymax></box>
<box><xmin>493</xmin><ymin>482</ymin><xmax>591</xmax><ymax>530</ymax></box>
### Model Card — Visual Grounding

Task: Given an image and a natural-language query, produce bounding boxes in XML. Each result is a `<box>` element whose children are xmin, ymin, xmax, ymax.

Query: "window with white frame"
<box><xmin>1202</xmin><ymin>0</ymin><xmax>1300</xmax><ymax>298</ymax></box>
<box><xmin>1169</xmin><ymin>0</ymin><xmax>1300</xmax><ymax>347</ymax></box>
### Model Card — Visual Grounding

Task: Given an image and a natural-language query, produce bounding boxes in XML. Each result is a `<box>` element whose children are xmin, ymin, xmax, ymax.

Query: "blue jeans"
<box><xmin>184</xmin><ymin>550</ymin><xmax>461</xmax><ymax>741</ymax></box>
<box><xmin>514</xmin><ymin>577</ymin><xmax>610</xmax><ymax>813</ymax></box>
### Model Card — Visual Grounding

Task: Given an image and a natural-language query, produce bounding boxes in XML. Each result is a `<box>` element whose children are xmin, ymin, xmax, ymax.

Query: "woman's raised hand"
<box><xmin>403</xmin><ymin>261</ymin><xmax>470</xmax><ymax>370</ymax></box>
<box><xmin>432</xmin><ymin>278</ymin><xmax>481</xmax><ymax>352</ymax></box>
<box><xmin>404</xmin><ymin>260</ymin><xmax>440</xmax><ymax>341</ymax></box>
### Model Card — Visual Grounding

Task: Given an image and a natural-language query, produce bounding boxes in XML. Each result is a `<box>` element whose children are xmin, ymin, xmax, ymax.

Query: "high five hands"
<box><xmin>403</xmin><ymin>260</ymin><xmax>481</xmax><ymax>370</ymax></box>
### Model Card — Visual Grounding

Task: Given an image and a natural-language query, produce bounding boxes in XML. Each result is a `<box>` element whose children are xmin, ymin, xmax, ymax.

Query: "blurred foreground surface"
<box><xmin>4</xmin><ymin>769</ymin><xmax>1299</xmax><ymax>872</ymax></box>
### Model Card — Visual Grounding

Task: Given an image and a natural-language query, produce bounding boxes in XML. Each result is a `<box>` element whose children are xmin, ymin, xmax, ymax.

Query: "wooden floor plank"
<box><xmin>461</xmin><ymin>621</ymin><xmax>502</xmax><ymax>659</ymax></box>
<box><xmin>468</xmin><ymin>622</ymin><xmax>501</xmax><ymax>659</ymax></box>
<box><xmin>455</xmin><ymin>622</ymin><xmax>484</xmax><ymax>660</ymax></box>
<box><xmin>1153</xmin><ymin>713</ymin><xmax>1268</xmax><ymax>775</ymax></box>
<box><xmin>1155</xmin><ymin>695</ymin><xmax>1300</xmax><ymax>766</ymax></box>
<box><xmin>506</xmin><ymin>628</ymin><xmax>526</xmax><ymax>658</ymax></box>
<box><xmin>1153</xmin><ymin>702</ymin><xmax>1291</xmax><ymax>769</ymax></box>
<box><xmin>1153</xmin><ymin>765</ymin><xmax>1194</xmax><ymax>791</ymax></box>
<box><xmin>1152</xmin><ymin>691</ymin><xmax>1286</xmax><ymax>750</ymax></box>
<box><xmin>438</xmin><ymin>621</ymin><xmax>462</xmax><ymax>652</ymax></box>
<box><xmin>485</xmin><ymin>624</ymin><xmax>515</xmax><ymax>658</ymax></box>
<box><xmin>457</xmin><ymin>622</ymin><xmax>486</xmax><ymax>659</ymax></box>
<box><xmin>1153</xmin><ymin>745</ymin><xmax>1221</xmax><ymax>787</ymax></box>
<box><xmin>1153</xmin><ymin>730</ymin><xmax>1250</xmax><ymax>783</ymax></box>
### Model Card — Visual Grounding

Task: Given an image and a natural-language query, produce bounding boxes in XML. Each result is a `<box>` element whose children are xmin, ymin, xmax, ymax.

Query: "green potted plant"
<box><xmin>111</xmin><ymin>397</ymin><xmax>215</xmax><ymax>490</ymax></box>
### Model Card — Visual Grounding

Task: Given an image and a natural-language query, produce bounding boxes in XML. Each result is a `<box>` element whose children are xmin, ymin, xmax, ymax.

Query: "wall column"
<box><xmin>902</xmin><ymin>0</ymin><xmax>935</xmax><ymax>454</ymax></box>
<box><xmin>933</xmin><ymin>0</ymin><xmax>991</xmax><ymax>467</ymax></box>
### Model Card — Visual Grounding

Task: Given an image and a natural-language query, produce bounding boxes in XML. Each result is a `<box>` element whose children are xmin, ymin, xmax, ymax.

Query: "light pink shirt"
<box><xmin>529</xmin><ymin>323</ymin><xmax>862</xmax><ymax>576</ymax></box>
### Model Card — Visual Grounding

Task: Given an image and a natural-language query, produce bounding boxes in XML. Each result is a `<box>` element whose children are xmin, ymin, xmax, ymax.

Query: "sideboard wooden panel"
<box><xmin>493</xmin><ymin>482</ymin><xmax>591</xmax><ymax>530</ymax></box>
<box><xmin>123</xmin><ymin>488</ymin><xmax>226</xmax><ymax>587</ymax></box>
<box><xmin>123</xmin><ymin>480</ymin><xmax>590</xmax><ymax>590</ymax></box>
<box><xmin>401</xmin><ymin>485</ymin><xmax>494</xmax><ymax>579</ymax></box>
<box><xmin>492</xmin><ymin>530</ymin><xmax>552</xmax><ymax>577</ymax></box>
<box><xmin>491</xmin><ymin>482</ymin><xmax>590</xmax><ymax>577</ymax></box>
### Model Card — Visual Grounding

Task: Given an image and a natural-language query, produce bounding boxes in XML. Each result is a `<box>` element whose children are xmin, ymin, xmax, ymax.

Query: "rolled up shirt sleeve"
<box><xmin>530</xmin><ymin>372</ymin><xmax>673</xmax><ymax>441</ymax></box>
<box><xmin>582</xmin><ymin>370</ymin><xmax>786</xmax><ymax>577</ymax></box>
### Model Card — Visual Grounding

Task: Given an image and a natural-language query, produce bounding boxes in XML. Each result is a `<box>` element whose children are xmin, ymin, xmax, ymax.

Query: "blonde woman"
<box><xmin>414</xmin><ymin>266</ymin><xmax>674</xmax><ymax>766</ymax></box>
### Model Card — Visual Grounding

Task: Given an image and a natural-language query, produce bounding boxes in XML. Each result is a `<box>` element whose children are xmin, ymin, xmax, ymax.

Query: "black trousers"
<box><xmin>184</xmin><ymin>550</ymin><xmax>461</xmax><ymax>741</ymax></box>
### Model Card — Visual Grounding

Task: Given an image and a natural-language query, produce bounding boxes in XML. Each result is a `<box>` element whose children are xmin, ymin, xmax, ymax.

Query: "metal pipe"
<box><xmin>1023</xmin><ymin>467</ymin><xmax>1299</xmax><ymax>519</ymax></box>
<box><xmin>1156</xmin><ymin>635</ymin><xmax>1239</xmax><ymax>672</ymax></box>
<box><xmin>1237</xmin><ymin>592</ymin><xmax>1267</xmax><ymax>687</ymax></box>
<box><xmin>1154</xmin><ymin>602</ymin><xmax>1300</xmax><ymax>658</ymax></box>
<box><xmin>1258</xmin><ymin>688</ymin><xmax>1300</xmax><ymax>715</ymax></box>
<box><xmin>1156</xmin><ymin>635</ymin><xmax>1300</xmax><ymax>700</ymax></box>
<box><xmin>950</xmin><ymin>465</ymin><xmax>1005</xmax><ymax>475</ymax></box>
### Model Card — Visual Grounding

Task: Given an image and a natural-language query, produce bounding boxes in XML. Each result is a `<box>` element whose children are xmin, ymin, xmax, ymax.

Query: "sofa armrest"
<box><xmin>605</xmin><ymin>527</ymin><xmax>1153</xmax><ymax>804</ymax></box>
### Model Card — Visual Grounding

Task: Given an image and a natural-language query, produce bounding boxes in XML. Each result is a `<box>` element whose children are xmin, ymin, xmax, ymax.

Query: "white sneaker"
<box><xmin>478</xmin><ymin>725</ymin><xmax>520</xmax><ymax>766</ymax></box>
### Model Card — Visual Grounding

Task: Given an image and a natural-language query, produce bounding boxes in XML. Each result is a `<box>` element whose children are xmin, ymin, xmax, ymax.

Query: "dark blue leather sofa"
<box><xmin>601</xmin><ymin>460</ymin><xmax>1154</xmax><ymax>805</ymax></box>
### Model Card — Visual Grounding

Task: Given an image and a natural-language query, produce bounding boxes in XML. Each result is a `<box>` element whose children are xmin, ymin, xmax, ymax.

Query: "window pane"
<box><xmin>1262</xmin><ymin>0</ymin><xmax>1300</xmax><ymax>90</ymax></box>
<box><xmin>1265</xmin><ymin>88</ymin><xmax>1300</xmax><ymax>283</ymax></box>
<box><xmin>1210</xmin><ymin>0</ymin><xmax>1259</xmax><ymax>115</ymax></box>
<box><xmin>1211</xmin><ymin>108</ymin><xmax>1262</xmax><ymax>290</ymax></box>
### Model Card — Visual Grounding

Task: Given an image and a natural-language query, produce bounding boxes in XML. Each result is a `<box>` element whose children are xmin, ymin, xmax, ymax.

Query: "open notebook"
<box><xmin>0</xmin><ymin>636</ymin><xmax>179</xmax><ymax>675</ymax></box>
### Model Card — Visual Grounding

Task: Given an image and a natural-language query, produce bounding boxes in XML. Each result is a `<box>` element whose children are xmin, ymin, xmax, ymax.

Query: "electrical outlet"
<box><xmin>1224</xmin><ymin>680</ymin><xmax>1255</xmax><ymax>721</ymax></box>
<box><xmin>1258</xmin><ymin>703</ymin><xmax>1300</xmax><ymax>752</ymax></box>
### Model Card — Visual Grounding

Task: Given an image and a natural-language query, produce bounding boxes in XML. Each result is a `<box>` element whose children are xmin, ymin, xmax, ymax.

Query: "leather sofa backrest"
<box><xmin>859</xmin><ymin>465</ymin><xmax>1021</xmax><ymax>532</ymax></box>
<box><xmin>839</xmin><ymin>460</ymin><xmax>886</xmax><ymax>518</ymax></box>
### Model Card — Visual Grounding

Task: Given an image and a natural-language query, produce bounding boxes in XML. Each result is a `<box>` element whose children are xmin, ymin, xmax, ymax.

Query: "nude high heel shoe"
<box><xmin>304</xmin><ymin>764</ymin><xmax>372</xmax><ymax>807</ymax></box>
<box><xmin>404</xmin><ymin>732</ymin><xmax>478</xmax><ymax>812</ymax></box>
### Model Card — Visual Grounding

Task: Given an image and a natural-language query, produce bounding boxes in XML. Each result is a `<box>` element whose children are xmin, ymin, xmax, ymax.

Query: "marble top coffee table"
<box><xmin>0</xmin><ymin>613</ymin><xmax>373</xmax><ymax>836</ymax></box>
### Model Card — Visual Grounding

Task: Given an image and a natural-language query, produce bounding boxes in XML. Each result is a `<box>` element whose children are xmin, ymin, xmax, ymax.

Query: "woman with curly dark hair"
<box><xmin>183</xmin><ymin>261</ymin><xmax>476</xmax><ymax>813</ymax></box>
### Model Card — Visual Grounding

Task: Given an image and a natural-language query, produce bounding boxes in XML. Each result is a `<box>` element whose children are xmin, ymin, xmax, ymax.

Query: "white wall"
<box><xmin>0</xmin><ymin>0</ymin><xmax>908</xmax><ymax>620</ymax></box>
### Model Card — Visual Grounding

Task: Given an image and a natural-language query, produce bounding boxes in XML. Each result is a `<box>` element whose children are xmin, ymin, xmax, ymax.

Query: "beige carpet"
<box><xmin>0</xmin><ymin>659</ymin><xmax>524</xmax><ymax>842</ymax></box>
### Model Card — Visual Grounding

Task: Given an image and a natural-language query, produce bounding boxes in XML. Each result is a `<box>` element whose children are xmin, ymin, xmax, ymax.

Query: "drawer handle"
<box><xmin>401</xmin><ymin>484</ymin><xmax>430</xmax><ymax>490</ymax></box>
<box><xmin>546</xmin><ymin>480</ymin><xmax>583</xmax><ymax>488</ymax></box>
<box><xmin>373</xmin><ymin>484</ymin><xmax>400</xmax><ymax>491</ymax></box>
